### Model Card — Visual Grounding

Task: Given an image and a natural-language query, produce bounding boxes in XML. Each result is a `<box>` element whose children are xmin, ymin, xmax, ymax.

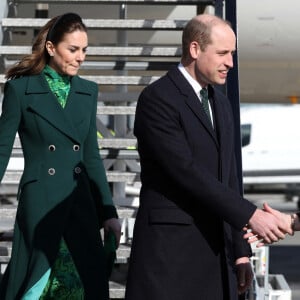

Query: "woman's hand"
<box><xmin>103</xmin><ymin>218</ymin><xmax>122</xmax><ymax>248</ymax></box>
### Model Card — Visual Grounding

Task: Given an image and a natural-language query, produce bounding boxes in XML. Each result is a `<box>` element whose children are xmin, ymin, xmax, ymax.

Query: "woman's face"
<box><xmin>46</xmin><ymin>30</ymin><xmax>88</xmax><ymax>76</ymax></box>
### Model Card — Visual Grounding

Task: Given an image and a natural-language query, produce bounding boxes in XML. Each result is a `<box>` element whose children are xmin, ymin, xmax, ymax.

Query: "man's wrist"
<box><xmin>290</xmin><ymin>212</ymin><xmax>300</xmax><ymax>233</ymax></box>
<box><xmin>290</xmin><ymin>213</ymin><xmax>297</xmax><ymax>234</ymax></box>
<box><xmin>235</xmin><ymin>257</ymin><xmax>250</xmax><ymax>265</ymax></box>
<box><xmin>293</xmin><ymin>212</ymin><xmax>300</xmax><ymax>231</ymax></box>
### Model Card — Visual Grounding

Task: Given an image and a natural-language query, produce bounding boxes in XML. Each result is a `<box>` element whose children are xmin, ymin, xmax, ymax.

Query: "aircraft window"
<box><xmin>241</xmin><ymin>124</ymin><xmax>251</xmax><ymax>147</ymax></box>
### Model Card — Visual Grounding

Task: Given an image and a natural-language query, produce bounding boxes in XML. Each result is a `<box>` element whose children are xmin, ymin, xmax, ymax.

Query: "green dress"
<box><xmin>40</xmin><ymin>239</ymin><xmax>84</xmax><ymax>299</ymax></box>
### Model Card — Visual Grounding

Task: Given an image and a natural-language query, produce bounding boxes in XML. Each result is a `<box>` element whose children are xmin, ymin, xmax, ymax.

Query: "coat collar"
<box><xmin>167</xmin><ymin>66</ymin><xmax>218</xmax><ymax>146</ymax></box>
<box><xmin>25</xmin><ymin>74</ymin><xmax>93</xmax><ymax>143</ymax></box>
<box><xmin>167</xmin><ymin>66</ymin><xmax>235</xmax><ymax>182</ymax></box>
<box><xmin>25</xmin><ymin>73</ymin><xmax>91</xmax><ymax>95</ymax></box>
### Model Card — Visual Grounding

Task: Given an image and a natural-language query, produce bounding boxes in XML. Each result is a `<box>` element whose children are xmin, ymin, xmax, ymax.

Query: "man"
<box><xmin>125</xmin><ymin>14</ymin><xmax>292</xmax><ymax>300</ymax></box>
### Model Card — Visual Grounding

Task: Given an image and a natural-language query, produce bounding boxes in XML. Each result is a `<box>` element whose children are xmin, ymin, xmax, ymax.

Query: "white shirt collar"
<box><xmin>178</xmin><ymin>63</ymin><xmax>204</xmax><ymax>96</ymax></box>
<box><xmin>178</xmin><ymin>63</ymin><xmax>214</xmax><ymax>127</ymax></box>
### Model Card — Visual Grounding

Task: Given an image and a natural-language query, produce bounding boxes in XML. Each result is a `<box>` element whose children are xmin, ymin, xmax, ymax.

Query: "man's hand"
<box><xmin>247</xmin><ymin>205</ymin><xmax>293</xmax><ymax>243</ymax></box>
<box><xmin>235</xmin><ymin>257</ymin><xmax>253</xmax><ymax>295</ymax></box>
<box><xmin>244</xmin><ymin>203</ymin><xmax>293</xmax><ymax>248</ymax></box>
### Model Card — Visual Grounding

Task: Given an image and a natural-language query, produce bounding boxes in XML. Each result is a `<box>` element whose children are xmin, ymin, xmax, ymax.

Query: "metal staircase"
<box><xmin>0</xmin><ymin>1</ymin><xmax>215</xmax><ymax>298</ymax></box>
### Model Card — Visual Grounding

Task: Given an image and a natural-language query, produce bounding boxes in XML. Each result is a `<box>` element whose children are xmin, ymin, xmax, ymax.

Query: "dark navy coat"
<box><xmin>125</xmin><ymin>66</ymin><xmax>256</xmax><ymax>300</ymax></box>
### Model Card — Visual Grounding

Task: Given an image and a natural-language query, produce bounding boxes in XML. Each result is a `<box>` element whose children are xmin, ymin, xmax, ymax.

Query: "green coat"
<box><xmin>0</xmin><ymin>73</ymin><xmax>117</xmax><ymax>299</ymax></box>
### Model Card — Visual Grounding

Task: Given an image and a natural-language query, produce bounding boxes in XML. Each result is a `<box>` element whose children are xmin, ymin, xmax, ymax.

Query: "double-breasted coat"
<box><xmin>125</xmin><ymin>66</ymin><xmax>257</xmax><ymax>300</ymax></box>
<box><xmin>0</xmin><ymin>73</ymin><xmax>117</xmax><ymax>299</ymax></box>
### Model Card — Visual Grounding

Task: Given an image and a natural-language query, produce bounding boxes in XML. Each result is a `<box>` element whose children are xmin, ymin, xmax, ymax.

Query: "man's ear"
<box><xmin>189</xmin><ymin>41</ymin><xmax>200</xmax><ymax>59</ymax></box>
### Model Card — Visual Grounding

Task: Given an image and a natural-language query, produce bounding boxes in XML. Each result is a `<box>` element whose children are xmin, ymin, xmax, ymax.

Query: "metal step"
<box><xmin>1</xmin><ymin>18</ymin><xmax>187</xmax><ymax>30</ymax></box>
<box><xmin>12</xmin><ymin>0</ymin><xmax>213</xmax><ymax>4</ymax></box>
<box><xmin>97</xmin><ymin>106</ymin><xmax>136</xmax><ymax>115</ymax></box>
<box><xmin>3</xmin><ymin>59</ymin><xmax>177</xmax><ymax>71</ymax></box>
<box><xmin>0</xmin><ymin>46</ymin><xmax>181</xmax><ymax>56</ymax></box>
<box><xmin>0</xmin><ymin>74</ymin><xmax>161</xmax><ymax>85</ymax></box>
<box><xmin>0</xmin><ymin>239</ymin><xmax>130</xmax><ymax>261</ymax></box>
<box><xmin>2</xmin><ymin>170</ymin><xmax>139</xmax><ymax>184</ymax></box>
<box><xmin>11</xmin><ymin>136</ymin><xmax>137</xmax><ymax>150</ymax></box>
<box><xmin>0</xmin><ymin>206</ymin><xmax>136</xmax><ymax>232</ymax></box>
<box><xmin>109</xmin><ymin>281</ymin><xmax>126</xmax><ymax>299</ymax></box>
<box><xmin>9</xmin><ymin>148</ymin><xmax>139</xmax><ymax>160</ymax></box>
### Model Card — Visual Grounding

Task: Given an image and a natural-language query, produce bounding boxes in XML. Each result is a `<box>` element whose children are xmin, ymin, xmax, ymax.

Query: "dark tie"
<box><xmin>200</xmin><ymin>88</ymin><xmax>212</xmax><ymax>125</ymax></box>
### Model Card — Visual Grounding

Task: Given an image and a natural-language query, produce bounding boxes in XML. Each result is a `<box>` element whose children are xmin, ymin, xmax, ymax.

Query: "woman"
<box><xmin>0</xmin><ymin>12</ymin><xmax>121</xmax><ymax>299</ymax></box>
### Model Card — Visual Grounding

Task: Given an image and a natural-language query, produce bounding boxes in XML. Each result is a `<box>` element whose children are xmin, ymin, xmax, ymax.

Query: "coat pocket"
<box><xmin>149</xmin><ymin>207</ymin><xmax>193</xmax><ymax>225</ymax></box>
<box><xmin>18</xmin><ymin>164</ymin><xmax>41</xmax><ymax>198</ymax></box>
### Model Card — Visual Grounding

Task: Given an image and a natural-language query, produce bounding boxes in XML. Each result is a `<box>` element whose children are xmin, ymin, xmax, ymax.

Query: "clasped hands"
<box><xmin>244</xmin><ymin>203</ymin><xmax>294</xmax><ymax>247</ymax></box>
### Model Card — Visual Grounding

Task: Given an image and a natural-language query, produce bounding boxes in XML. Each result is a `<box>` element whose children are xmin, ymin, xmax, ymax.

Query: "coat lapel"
<box><xmin>25</xmin><ymin>74</ymin><xmax>92</xmax><ymax>143</ymax></box>
<box><xmin>212</xmin><ymin>88</ymin><xmax>233</xmax><ymax>182</ymax></box>
<box><xmin>168</xmin><ymin>67</ymin><xmax>218</xmax><ymax>146</ymax></box>
<box><xmin>63</xmin><ymin>76</ymin><xmax>95</xmax><ymax>128</ymax></box>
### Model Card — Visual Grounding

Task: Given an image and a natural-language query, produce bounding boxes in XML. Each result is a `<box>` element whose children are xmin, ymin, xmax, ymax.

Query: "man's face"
<box><xmin>195</xmin><ymin>24</ymin><xmax>236</xmax><ymax>87</ymax></box>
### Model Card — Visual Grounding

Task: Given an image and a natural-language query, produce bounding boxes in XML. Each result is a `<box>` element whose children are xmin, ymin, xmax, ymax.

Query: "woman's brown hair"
<box><xmin>5</xmin><ymin>13</ymin><xmax>86</xmax><ymax>80</ymax></box>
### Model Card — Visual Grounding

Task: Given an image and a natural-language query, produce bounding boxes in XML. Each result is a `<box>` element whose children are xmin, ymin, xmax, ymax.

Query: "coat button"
<box><xmin>73</xmin><ymin>145</ymin><xmax>80</xmax><ymax>151</ymax></box>
<box><xmin>74</xmin><ymin>167</ymin><xmax>81</xmax><ymax>174</ymax></box>
<box><xmin>48</xmin><ymin>145</ymin><xmax>56</xmax><ymax>151</ymax></box>
<box><xmin>48</xmin><ymin>168</ymin><xmax>55</xmax><ymax>175</ymax></box>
